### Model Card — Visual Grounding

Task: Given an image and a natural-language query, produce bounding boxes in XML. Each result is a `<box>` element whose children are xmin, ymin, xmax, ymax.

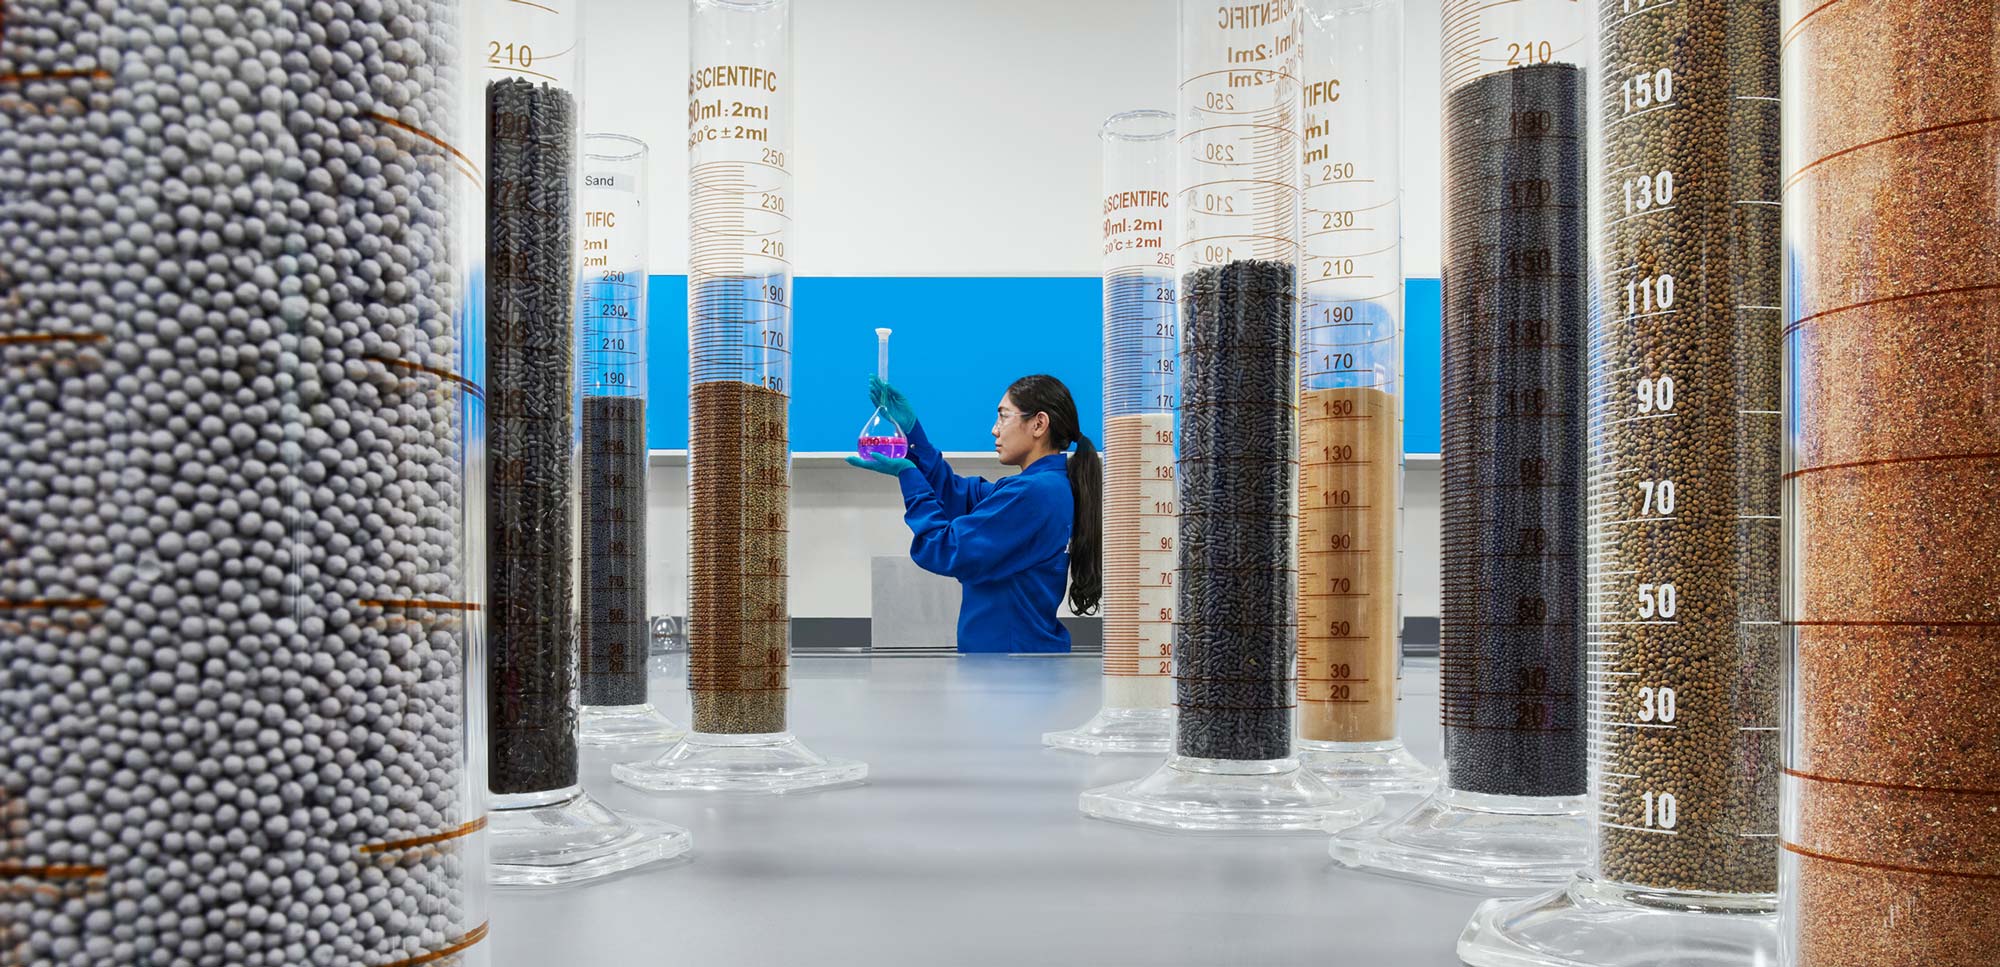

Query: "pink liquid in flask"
<box><xmin>857</xmin><ymin>434</ymin><xmax>908</xmax><ymax>460</ymax></box>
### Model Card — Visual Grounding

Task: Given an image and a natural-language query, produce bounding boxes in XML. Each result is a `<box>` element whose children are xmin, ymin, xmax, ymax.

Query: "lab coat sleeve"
<box><xmin>905</xmin><ymin>420</ymin><xmax>995</xmax><ymax>520</ymax></box>
<box><xmin>896</xmin><ymin>467</ymin><xmax>1054</xmax><ymax>584</ymax></box>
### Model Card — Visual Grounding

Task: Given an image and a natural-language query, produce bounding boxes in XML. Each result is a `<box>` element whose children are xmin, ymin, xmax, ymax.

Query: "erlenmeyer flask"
<box><xmin>856</xmin><ymin>326</ymin><xmax>908</xmax><ymax>458</ymax></box>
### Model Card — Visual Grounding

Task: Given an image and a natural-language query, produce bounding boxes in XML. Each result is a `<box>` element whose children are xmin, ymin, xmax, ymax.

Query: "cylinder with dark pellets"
<box><xmin>1175</xmin><ymin>259</ymin><xmax>1299</xmax><ymax>762</ymax></box>
<box><xmin>486</xmin><ymin>76</ymin><xmax>581</xmax><ymax>795</ymax></box>
<box><xmin>1437</xmin><ymin>64</ymin><xmax>1589</xmax><ymax>799</ymax></box>
<box><xmin>581</xmin><ymin>395</ymin><xmax>649</xmax><ymax>706</ymax></box>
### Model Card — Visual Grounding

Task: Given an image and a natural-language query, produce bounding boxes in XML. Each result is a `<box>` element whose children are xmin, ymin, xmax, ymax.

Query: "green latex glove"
<box><xmin>846</xmin><ymin>454</ymin><xmax>916</xmax><ymax>476</ymax></box>
<box><xmin>869</xmin><ymin>375</ymin><xmax>918</xmax><ymax>434</ymax></box>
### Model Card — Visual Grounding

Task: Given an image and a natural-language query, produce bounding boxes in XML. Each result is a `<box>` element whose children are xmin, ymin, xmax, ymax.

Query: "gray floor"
<box><xmin>489</xmin><ymin>655</ymin><xmax>1480</xmax><ymax>967</ymax></box>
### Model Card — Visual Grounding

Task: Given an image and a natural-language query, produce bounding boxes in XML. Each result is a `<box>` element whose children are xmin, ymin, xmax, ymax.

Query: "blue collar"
<box><xmin>1023</xmin><ymin>453</ymin><xmax>1067</xmax><ymax>475</ymax></box>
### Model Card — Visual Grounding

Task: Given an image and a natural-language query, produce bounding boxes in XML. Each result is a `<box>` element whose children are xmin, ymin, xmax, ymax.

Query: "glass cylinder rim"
<box><xmin>1101</xmin><ymin>109</ymin><xmax>1175</xmax><ymax>143</ymax></box>
<box><xmin>584</xmin><ymin>132</ymin><xmax>648</xmax><ymax>162</ymax></box>
<box><xmin>694</xmin><ymin>0</ymin><xmax>786</xmax><ymax>9</ymax></box>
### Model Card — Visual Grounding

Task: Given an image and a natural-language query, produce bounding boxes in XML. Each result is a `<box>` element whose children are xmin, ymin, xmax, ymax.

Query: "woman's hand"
<box><xmin>846</xmin><ymin>453</ymin><xmax>916</xmax><ymax>476</ymax></box>
<box><xmin>869</xmin><ymin>375</ymin><xmax>918</xmax><ymax>432</ymax></box>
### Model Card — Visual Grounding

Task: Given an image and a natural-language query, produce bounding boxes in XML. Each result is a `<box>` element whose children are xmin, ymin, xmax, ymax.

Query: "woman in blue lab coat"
<box><xmin>847</xmin><ymin>374</ymin><xmax>1102</xmax><ymax>653</ymax></box>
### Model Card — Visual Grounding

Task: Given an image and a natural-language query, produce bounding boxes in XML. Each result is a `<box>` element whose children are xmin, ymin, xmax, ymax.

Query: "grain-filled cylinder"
<box><xmin>1331</xmin><ymin>0</ymin><xmax>1593</xmax><ymax>889</ymax></box>
<box><xmin>0</xmin><ymin>0</ymin><xmax>489</xmax><ymax>960</ymax></box>
<box><xmin>1585</xmin><ymin>0</ymin><xmax>1783</xmax><ymax>900</ymax></box>
<box><xmin>1171</xmin><ymin>0</ymin><xmax>1304</xmax><ymax>766</ymax></box>
<box><xmin>614</xmin><ymin>0</ymin><xmax>864</xmax><ymax>796</ymax></box>
<box><xmin>1294</xmin><ymin>0</ymin><xmax>1434</xmax><ymax>797</ymax></box>
<box><xmin>1780</xmin><ymin>2</ymin><xmax>2000</xmax><ymax>964</ymax></box>
<box><xmin>575</xmin><ymin>133</ymin><xmax>685</xmax><ymax>750</ymax></box>
<box><xmin>1079</xmin><ymin>0</ymin><xmax>1380</xmax><ymax>833</ymax></box>
<box><xmin>476</xmin><ymin>0</ymin><xmax>690</xmax><ymax>882</ymax></box>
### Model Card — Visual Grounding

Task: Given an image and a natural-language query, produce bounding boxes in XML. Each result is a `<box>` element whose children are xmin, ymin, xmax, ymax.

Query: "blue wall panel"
<box><xmin>645</xmin><ymin>275</ymin><xmax>1443</xmax><ymax>454</ymax></box>
<box><xmin>1403</xmin><ymin>277</ymin><xmax>1442</xmax><ymax>454</ymax></box>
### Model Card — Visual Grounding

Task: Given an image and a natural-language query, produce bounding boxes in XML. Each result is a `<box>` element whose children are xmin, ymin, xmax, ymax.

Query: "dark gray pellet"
<box><xmin>581</xmin><ymin>395</ymin><xmax>648</xmax><ymax>706</ymax></box>
<box><xmin>1175</xmin><ymin>259</ymin><xmax>1297</xmax><ymax>762</ymax></box>
<box><xmin>485</xmin><ymin>76</ymin><xmax>579</xmax><ymax>795</ymax></box>
<box><xmin>1438</xmin><ymin>64</ymin><xmax>1589</xmax><ymax>798</ymax></box>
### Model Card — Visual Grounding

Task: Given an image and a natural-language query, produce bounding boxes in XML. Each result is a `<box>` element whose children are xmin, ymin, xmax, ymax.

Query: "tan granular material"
<box><xmin>1785</xmin><ymin>1</ymin><xmax>2000</xmax><ymax>961</ymax></box>
<box><xmin>1297</xmin><ymin>386</ymin><xmax>1397</xmax><ymax>742</ymax></box>
<box><xmin>688</xmin><ymin>381</ymin><xmax>790</xmax><ymax>734</ymax></box>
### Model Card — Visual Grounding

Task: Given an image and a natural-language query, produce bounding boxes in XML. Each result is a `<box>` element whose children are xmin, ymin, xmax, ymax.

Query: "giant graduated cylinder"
<box><xmin>578</xmin><ymin>135</ymin><xmax>652</xmax><ymax>709</ymax></box>
<box><xmin>1294</xmin><ymin>0</ymin><xmax>1433</xmax><ymax>797</ymax></box>
<box><xmin>1079</xmin><ymin>0</ymin><xmax>1378</xmax><ymax>834</ymax></box>
<box><xmin>1171</xmin><ymin>0</ymin><xmax>1304</xmax><ymax>764</ymax></box>
<box><xmin>1098</xmin><ymin>111</ymin><xmax>1179</xmax><ymax>712</ymax></box>
<box><xmin>481</xmin><ymin>0</ymin><xmax>586</xmax><ymax>803</ymax></box>
<box><xmin>683</xmin><ymin>0</ymin><xmax>796</xmax><ymax>737</ymax></box>
<box><xmin>615</xmin><ymin>0</ymin><xmax>863</xmax><ymax>794</ymax></box>
<box><xmin>1332</xmin><ymin>0</ymin><xmax>1593</xmax><ymax>890</ymax></box>
<box><xmin>479</xmin><ymin>0</ymin><xmax>690</xmax><ymax>884</ymax></box>
<box><xmin>1584</xmin><ymin>0</ymin><xmax>1783</xmax><ymax>898</ymax></box>
<box><xmin>0</xmin><ymin>0</ymin><xmax>490</xmax><ymax>959</ymax></box>
<box><xmin>1434</xmin><ymin>0</ymin><xmax>1591</xmax><ymax>802</ymax></box>
<box><xmin>576</xmin><ymin>134</ymin><xmax>688</xmax><ymax>750</ymax></box>
<box><xmin>1046</xmin><ymin>110</ymin><xmax>1180</xmax><ymax>757</ymax></box>
<box><xmin>1781</xmin><ymin>2</ymin><xmax>2000</xmax><ymax>964</ymax></box>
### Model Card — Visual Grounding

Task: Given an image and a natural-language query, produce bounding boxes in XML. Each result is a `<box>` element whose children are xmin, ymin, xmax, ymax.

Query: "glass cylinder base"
<box><xmin>488</xmin><ymin>787</ymin><xmax>691</xmax><ymax>887</ymax></box>
<box><xmin>612</xmin><ymin>731</ymin><xmax>868</xmax><ymax>794</ymax></box>
<box><xmin>579</xmin><ymin>702</ymin><xmax>687</xmax><ymax>750</ymax></box>
<box><xmin>1330</xmin><ymin>786</ymin><xmax>1590</xmax><ymax>892</ymax></box>
<box><xmin>1298</xmin><ymin>738</ymin><xmax>1439</xmax><ymax>796</ymax></box>
<box><xmin>1043</xmin><ymin>706</ymin><xmax>1174</xmax><ymax>755</ymax></box>
<box><xmin>1079</xmin><ymin>754</ymin><xmax>1383</xmax><ymax>833</ymax></box>
<box><xmin>1457</xmin><ymin>874</ymin><xmax>1779</xmax><ymax>967</ymax></box>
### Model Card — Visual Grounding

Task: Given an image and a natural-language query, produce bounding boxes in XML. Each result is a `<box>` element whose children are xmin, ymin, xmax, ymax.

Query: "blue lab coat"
<box><xmin>894</xmin><ymin>421</ymin><xmax>1074</xmax><ymax>653</ymax></box>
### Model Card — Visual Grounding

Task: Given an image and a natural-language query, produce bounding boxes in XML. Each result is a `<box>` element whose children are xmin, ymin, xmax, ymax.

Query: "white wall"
<box><xmin>585</xmin><ymin>0</ymin><xmax>1445</xmax><ymax>279</ymax></box>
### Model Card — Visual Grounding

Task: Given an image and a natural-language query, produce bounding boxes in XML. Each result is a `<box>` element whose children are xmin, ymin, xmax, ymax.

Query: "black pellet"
<box><xmin>1437</xmin><ymin>64</ymin><xmax>1589</xmax><ymax>798</ymax></box>
<box><xmin>1175</xmin><ymin>259</ymin><xmax>1297</xmax><ymax>761</ymax></box>
<box><xmin>486</xmin><ymin>76</ymin><xmax>580</xmax><ymax>795</ymax></box>
<box><xmin>581</xmin><ymin>395</ymin><xmax>649</xmax><ymax>706</ymax></box>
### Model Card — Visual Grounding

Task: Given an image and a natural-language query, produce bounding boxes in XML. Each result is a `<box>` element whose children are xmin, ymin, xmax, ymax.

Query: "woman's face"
<box><xmin>992</xmin><ymin>393</ymin><xmax>1049</xmax><ymax>467</ymax></box>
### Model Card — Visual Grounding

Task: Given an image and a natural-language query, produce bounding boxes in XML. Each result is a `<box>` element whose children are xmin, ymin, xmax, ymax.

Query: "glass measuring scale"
<box><xmin>856</xmin><ymin>328</ymin><xmax>908</xmax><ymax>459</ymax></box>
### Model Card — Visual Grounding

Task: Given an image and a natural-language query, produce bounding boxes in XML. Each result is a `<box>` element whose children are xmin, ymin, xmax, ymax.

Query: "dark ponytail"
<box><xmin>1006</xmin><ymin>374</ymin><xmax>1102</xmax><ymax>615</ymax></box>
